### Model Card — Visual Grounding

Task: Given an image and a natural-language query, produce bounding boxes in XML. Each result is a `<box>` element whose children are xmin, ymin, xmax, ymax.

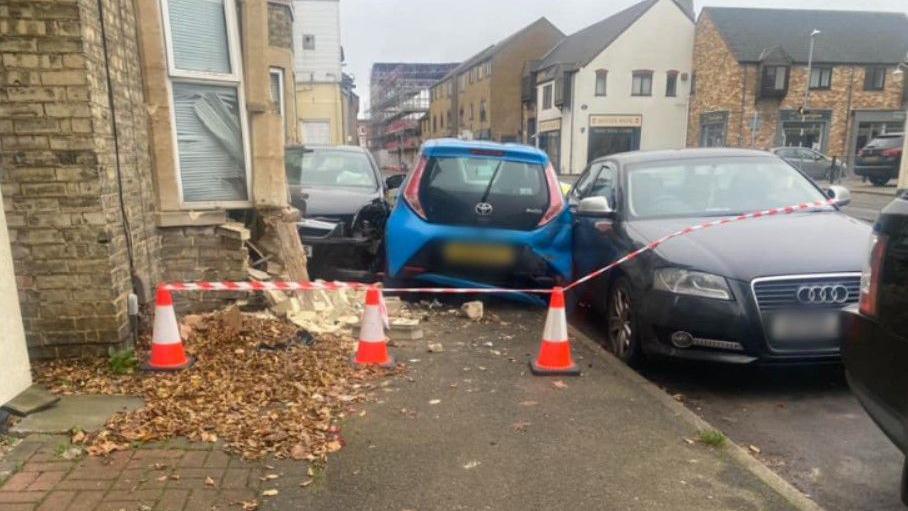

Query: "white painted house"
<box><xmin>533</xmin><ymin>0</ymin><xmax>695</xmax><ymax>174</ymax></box>
<box><xmin>292</xmin><ymin>0</ymin><xmax>346</xmax><ymax>145</ymax></box>
<box><xmin>0</xmin><ymin>192</ymin><xmax>31</xmax><ymax>406</ymax></box>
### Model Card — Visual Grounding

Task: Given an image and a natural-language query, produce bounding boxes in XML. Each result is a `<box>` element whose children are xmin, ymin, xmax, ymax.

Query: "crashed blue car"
<box><xmin>385</xmin><ymin>139</ymin><xmax>572</xmax><ymax>300</ymax></box>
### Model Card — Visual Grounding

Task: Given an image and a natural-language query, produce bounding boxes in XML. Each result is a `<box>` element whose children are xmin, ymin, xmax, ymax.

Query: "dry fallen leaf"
<box><xmin>31</xmin><ymin>309</ymin><xmax>398</xmax><ymax>461</ymax></box>
<box><xmin>463</xmin><ymin>461</ymin><xmax>481</xmax><ymax>470</ymax></box>
<box><xmin>749</xmin><ymin>445</ymin><xmax>761</xmax><ymax>454</ymax></box>
<box><xmin>552</xmin><ymin>380</ymin><xmax>568</xmax><ymax>389</ymax></box>
<box><xmin>519</xmin><ymin>400</ymin><xmax>538</xmax><ymax>406</ymax></box>
<box><xmin>262</xmin><ymin>474</ymin><xmax>279</xmax><ymax>481</ymax></box>
<box><xmin>241</xmin><ymin>500</ymin><xmax>259</xmax><ymax>511</ymax></box>
<box><xmin>290</xmin><ymin>444</ymin><xmax>307</xmax><ymax>461</ymax></box>
<box><xmin>511</xmin><ymin>421</ymin><xmax>531</xmax><ymax>433</ymax></box>
<box><xmin>205</xmin><ymin>476</ymin><xmax>215</xmax><ymax>487</ymax></box>
<box><xmin>428</xmin><ymin>399</ymin><xmax>441</xmax><ymax>405</ymax></box>
<box><xmin>300</xmin><ymin>478</ymin><xmax>314</xmax><ymax>487</ymax></box>
<box><xmin>262</xmin><ymin>489</ymin><xmax>279</xmax><ymax>497</ymax></box>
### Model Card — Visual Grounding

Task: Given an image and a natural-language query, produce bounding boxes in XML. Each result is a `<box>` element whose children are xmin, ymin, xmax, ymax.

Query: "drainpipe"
<box><xmin>568</xmin><ymin>72</ymin><xmax>576</xmax><ymax>174</ymax></box>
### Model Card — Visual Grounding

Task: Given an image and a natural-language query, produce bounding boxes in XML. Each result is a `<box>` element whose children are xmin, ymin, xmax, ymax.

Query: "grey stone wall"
<box><xmin>0</xmin><ymin>0</ymin><xmax>159</xmax><ymax>359</ymax></box>
<box><xmin>268</xmin><ymin>3</ymin><xmax>293</xmax><ymax>49</ymax></box>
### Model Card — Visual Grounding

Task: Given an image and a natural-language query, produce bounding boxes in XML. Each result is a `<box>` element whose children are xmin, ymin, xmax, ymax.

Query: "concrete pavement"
<box><xmin>284</xmin><ymin>304</ymin><xmax>806</xmax><ymax>510</ymax></box>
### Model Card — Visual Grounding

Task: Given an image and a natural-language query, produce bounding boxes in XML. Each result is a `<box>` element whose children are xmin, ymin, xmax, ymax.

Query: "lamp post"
<box><xmin>802</xmin><ymin>29</ymin><xmax>821</xmax><ymax>112</ymax></box>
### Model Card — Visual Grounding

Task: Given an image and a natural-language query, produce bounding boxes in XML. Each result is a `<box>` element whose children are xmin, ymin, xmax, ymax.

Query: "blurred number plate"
<box><xmin>862</xmin><ymin>156</ymin><xmax>880</xmax><ymax>163</ymax></box>
<box><xmin>770</xmin><ymin>311</ymin><xmax>839</xmax><ymax>341</ymax></box>
<box><xmin>443</xmin><ymin>243</ymin><xmax>514</xmax><ymax>267</ymax></box>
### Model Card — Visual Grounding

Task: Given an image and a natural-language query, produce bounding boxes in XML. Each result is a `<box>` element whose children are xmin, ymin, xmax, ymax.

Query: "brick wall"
<box><xmin>0</xmin><ymin>0</ymin><xmax>159</xmax><ymax>359</ymax></box>
<box><xmin>268</xmin><ymin>2</ymin><xmax>293</xmax><ymax>50</ymax></box>
<box><xmin>689</xmin><ymin>12</ymin><xmax>907</xmax><ymax>156</ymax></box>
<box><xmin>159</xmin><ymin>224</ymin><xmax>249</xmax><ymax>313</ymax></box>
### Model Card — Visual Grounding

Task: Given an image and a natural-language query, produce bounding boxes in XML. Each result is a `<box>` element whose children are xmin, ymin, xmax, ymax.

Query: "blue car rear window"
<box><xmin>419</xmin><ymin>156</ymin><xmax>548</xmax><ymax>231</ymax></box>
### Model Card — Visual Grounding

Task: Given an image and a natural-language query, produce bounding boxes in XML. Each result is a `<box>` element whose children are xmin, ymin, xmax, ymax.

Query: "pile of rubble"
<box><xmin>247</xmin><ymin>268</ymin><xmax>428</xmax><ymax>340</ymax></box>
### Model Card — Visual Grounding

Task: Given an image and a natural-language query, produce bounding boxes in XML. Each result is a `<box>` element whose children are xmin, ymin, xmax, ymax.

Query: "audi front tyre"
<box><xmin>605</xmin><ymin>277</ymin><xmax>642</xmax><ymax>365</ymax></box>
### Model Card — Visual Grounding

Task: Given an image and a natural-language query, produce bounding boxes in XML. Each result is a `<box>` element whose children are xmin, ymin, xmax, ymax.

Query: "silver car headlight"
<box><xmin>653</xmin><ymin>268</ymin><xmax>733</xmax><ymax>301</ymax></box>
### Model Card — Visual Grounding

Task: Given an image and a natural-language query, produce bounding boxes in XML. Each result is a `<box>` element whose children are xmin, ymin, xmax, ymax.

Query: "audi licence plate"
<box><xmin>769</xmin><ymin>311</ymin><xmax>840</xmax><ymax>342</ymax></box>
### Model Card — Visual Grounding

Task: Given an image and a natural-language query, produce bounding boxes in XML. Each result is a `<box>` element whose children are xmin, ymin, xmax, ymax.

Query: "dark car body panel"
<box><xmin>571</xmin><ymin>148</ymin><xmax>871</xmax><ymax>364</ymax></box>
<box><xmin>854</xmin><ymin>135</ymin><xmax>903</xmax><ymax>183</ymax></box>
<box><xmin>285</xmin><ymin>145</ymin><xmax>389</xmax><ymax>279</ymax></box>
<box><xmin>843</xmin><ymin>195</ymin><xmax>908</xmax><ymax>464</ymax></box>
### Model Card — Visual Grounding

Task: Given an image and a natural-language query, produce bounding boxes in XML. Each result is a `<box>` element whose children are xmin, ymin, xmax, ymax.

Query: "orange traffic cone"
<box><xmin>353</xmin><ymin>286</ymin><xmax>395</xmax><ymax>368</ymax></box>
<box><xmin>530</xmin><ymin>287</ymin><xmax>580</xmax><ymax>376</ymax></box>
<box><xmin>146</xmin><ymin>288</ymin><xmax>193</xmax><ymax>371</ymax></box>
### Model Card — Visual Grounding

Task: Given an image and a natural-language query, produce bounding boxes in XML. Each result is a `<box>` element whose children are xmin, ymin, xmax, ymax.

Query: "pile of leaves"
<box><xmin>33</xmin><ymin>309</ymin><xmax>397</xmax><ymax>460</ymax></box>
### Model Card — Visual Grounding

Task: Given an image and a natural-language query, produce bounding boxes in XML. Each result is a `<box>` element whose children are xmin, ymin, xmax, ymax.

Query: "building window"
<box><xmin>665</xmin><ymin>70</ymin><xmax>678</xmax><ymax>97</ymax></box>
<box><xmin>864</xmin><ymin>66</ymin><xmax>886</xmax><ymax>91</ymax></box>
<box><xmin>302</xmin><ymin>34</ymin><xmax>315</xmax><ymax>50</ymax></box>
<box><xmin>761</xmin><ymin>65</ymin><xmax>788</xmax><ymax>96</ymax></box>
<box><xmin>446</xmin><ymin>111</ymin><xmax>450</xmax><ymax>128</ymax></box>
<box><xmin>809</xmin><ymin>67</ymin><xmax>832</xmax><ymax>89</ymax></box>
<box><xmin>469</xmin><ymin>104</ymin><xmax>474</xmax><ymax>121</ymax></box>
<box><xmin>480</xmin><ymin>100</ymin><xmax>487</xmax><ymax>123</ymax></box>
<box><xmin>631</xmin><ymin>70</ymin><xmax>653</xmax><ymax>96</ymax></box>
<box><xmin>269</xmin><ymin>68</ymin><xmax>284</xmax><ymax>118</ymax></box>
<box><xmin>542</xmin><ymin>83</ymin><xmax>553</xmax><ymax>109</ymax></box>
<box><xmin>690</xmin><ymin>71</ymin><xmax>696</xmax><ymax>95</ymax></box>
<box><xmin>459</xmin><ymin>107</ymin><xmax>464</xmax><ymax>122</ymax></box>
<box><xmin>432</xmin><ymin>115</ymin><xmax>437</xmax><ymax>132</ymax></box>
<box><xmin>594</xmin><ymin>69</ymin><xmax>607</xmax><ymax>96</ymax></box>
<box><xmin>162</xmin><ymin>0</ymin><xmax>249</xmax><ymax>205</ymax></box>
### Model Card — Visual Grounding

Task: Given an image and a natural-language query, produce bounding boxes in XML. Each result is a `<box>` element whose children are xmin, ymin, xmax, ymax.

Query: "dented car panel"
<box><xmin>285</xmin><ymin>145</ymin><xmax>390</xmax><ymax>279</ymax></box>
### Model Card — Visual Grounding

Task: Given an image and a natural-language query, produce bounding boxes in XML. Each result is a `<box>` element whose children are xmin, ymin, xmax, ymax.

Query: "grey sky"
<box><xmin>339</xmin><ymin>0</ymin><xmax>908</xmax><ymax>116</ymax></box>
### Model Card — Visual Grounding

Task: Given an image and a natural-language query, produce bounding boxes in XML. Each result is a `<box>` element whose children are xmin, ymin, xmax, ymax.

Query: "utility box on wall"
<box><xmin>0</xmin><ymin>192</ymin><xmax>31</xmax><ymax>405</ymax></box>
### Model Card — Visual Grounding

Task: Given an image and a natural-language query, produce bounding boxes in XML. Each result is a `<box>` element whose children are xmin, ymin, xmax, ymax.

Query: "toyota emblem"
<box><xmin>796</xmin><ymin>285</ymin><xmax>849</xmax><ymax>305</ymax></box>
<box><xmin>475</xmin><ymin>202</ymin><xmax>493</xmax><ymax>216</ymax></box>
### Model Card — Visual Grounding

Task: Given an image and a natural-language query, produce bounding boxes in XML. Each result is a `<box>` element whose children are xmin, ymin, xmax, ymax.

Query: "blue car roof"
<box><xmin>421</xmin><ymin>138</ymin><xmax>549</xmax><ymax>165</ymax></box>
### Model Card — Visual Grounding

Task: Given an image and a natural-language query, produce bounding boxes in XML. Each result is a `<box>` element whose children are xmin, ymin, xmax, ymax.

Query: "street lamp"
<box><xmin>802</xmin><ymin>29</ymin><xmax>821</xmax><ymax>112</ymax></box>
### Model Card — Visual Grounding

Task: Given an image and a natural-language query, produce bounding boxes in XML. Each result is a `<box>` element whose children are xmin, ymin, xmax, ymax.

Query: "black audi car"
<box><xmin>842</xmin><ymin>193</ymin><xmax>908</xmax><ymax>505</ymax></box>
<box><xmin>570</xmin><ymin>148</ymin><xmax>871</xmax><ymax>364</ymax></box>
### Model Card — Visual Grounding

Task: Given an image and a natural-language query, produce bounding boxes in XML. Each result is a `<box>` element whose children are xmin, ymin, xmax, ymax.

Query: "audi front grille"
<box><xmin>751</xmin><ymin>273</ymin><xmax>862</xmax><ymax>312</ymax></box>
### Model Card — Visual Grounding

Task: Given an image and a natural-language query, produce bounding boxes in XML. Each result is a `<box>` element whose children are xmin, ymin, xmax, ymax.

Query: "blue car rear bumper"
<box><xmin>385</xmin><ymin>202</ymin><xmax>573</xmax><ymax>292</ymax></box>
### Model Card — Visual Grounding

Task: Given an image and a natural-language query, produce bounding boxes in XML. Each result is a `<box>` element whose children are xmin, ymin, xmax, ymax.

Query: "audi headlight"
<box><xmin>653</xmin><ymin>268</ymin><xmax>733</xmax><ymax>300</ymax></box>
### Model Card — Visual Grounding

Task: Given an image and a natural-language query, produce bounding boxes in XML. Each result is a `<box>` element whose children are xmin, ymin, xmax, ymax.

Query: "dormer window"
<box><xmin>761</xmin><ymin>65</ymin><xmax>789</xmax><ymax>97</ymax></box>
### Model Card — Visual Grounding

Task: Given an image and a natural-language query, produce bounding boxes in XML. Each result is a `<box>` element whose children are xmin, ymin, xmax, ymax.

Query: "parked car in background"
<box><xmin>842</xmin><ymin>192</ymin><xmax>908</xmax><ymax>506</ymax></box>
<box><xmin>855</xmin><ymin>133</ymin><xmax>903</xmax><ymax>186</ymax></box>
<box><xmin>285</xmin><ymin>145</ymin><xmax>396</xmax><ymax>280</ymax></box>
<box><xmin>570</xmin><ymin>148</ymin><xmax>868</xmax><ymax>365</ymax></box>
<box><xmin>771</xmin><ymin>146</ymin><xmax>846</xmax><ymax>183</ymax></box>
<box><xmin>385</xmin><ymin>139</ymin><xmax>571</xmax><ymax>300</ymax></box>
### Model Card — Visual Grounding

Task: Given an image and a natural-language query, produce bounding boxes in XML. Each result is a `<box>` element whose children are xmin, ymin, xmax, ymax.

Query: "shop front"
<box><xmin>537</xmin><ymin>118</ymin><xmax>562</xmax><ymax>173</ymax></box>
<box><xmin>848</xmin><ymin>110</ymin><xmax>906</xmax><ymax>166</ymax></box>
<box><xmin>587</xmin><ymin>114</ymin><xmax>642</xmax><ymax>162</ymax></box>
<box><xmin>777</xmin><ymin>110</ymin><xmax>831</xmax><ymax>153</ymax></box>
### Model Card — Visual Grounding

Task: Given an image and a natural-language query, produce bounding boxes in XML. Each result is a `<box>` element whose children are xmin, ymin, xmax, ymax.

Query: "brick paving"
<box><xmin>0</xmin><ymin>436</ymin><xmax>295</xmax><ymax>511</ymax></box>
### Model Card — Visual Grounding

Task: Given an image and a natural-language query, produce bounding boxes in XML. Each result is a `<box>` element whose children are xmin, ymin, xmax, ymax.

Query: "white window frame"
<box><xmin>159</xmin><ymin>0</ymin><xmax>252</xmax><ymax>209</ymax></box>
<box><xmin>270</xmin><ymin>67</ymin><xmax>286</xmax><ymax>139</ymax></box>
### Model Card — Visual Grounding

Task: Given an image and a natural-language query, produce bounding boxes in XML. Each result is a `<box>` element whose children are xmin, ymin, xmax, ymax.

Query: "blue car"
<box><xmin>385</xmin><ymin>139</ymin><xmax>572</xmax><ymax>298</ymax></box>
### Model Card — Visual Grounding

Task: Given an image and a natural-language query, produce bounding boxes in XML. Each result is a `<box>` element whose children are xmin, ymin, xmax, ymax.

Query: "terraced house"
<box><xmin>425</xmin><ymin>17</ymin><xmax>563</xmax><ymax>142</ymax></box>
<box><xmin>0</xmin><ymin>0</ymin><xmax>300</xmax><ymax>359</ymax></box>
<box><xmin>529</xmin><ymin>0</ymin><xmax>695</xmax><ymax>174</ymax></box>
<box><xmin>687</xmin><ymin>7</ymin><xmax>908</xmax><ymax>167</ymax></box>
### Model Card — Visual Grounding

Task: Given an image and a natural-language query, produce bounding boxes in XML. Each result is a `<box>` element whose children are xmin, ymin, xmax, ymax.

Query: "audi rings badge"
<box><xmin>796</xmin><ymin>285</ymin><xmax>849</xmax><ymax>305</ymax></box>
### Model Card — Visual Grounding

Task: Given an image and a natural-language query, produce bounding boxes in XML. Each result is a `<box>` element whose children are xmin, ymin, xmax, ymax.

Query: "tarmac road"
<box><xmin>572</xmin><ymin>312</ymin><xmax>906</xmax><ymax>511</ymax></box>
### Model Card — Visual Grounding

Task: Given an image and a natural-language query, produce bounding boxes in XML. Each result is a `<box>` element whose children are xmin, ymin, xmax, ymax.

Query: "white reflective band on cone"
<box><xmin>360</xmin><ymin>305</ymin><xmax>386</xmax><ymax>343</ymax></box>
<box><xmin>541</xmin><ymin>306</ymin><xmax>568</xmax><ymax>343</ymax></box>
<box><xmin>153</xmin><ymin>305</ymin><xmax>181</xmax><ymax>345</ymax></box>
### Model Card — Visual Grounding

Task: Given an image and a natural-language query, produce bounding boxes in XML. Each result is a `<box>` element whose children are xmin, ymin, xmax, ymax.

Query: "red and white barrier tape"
<box><xmin>159</xmin><ymin>198</ymin><xmax>837</xmax><ymax>296</ymax></box>
<box><xmin>563</xmin><ymin>198</ymin><xmax>836</xmax><ymax>291</ymax></box>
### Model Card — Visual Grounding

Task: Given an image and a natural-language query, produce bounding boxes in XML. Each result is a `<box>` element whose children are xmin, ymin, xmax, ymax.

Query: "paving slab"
<box><xmin>10</xmin><ymin>396</ymin><xmax>144</xmax><ymax>435</ymax></box>
<box><xmin>2</xmin><ymin>386</ymin><xmax>59</xmax><ymax>416</ymax></box>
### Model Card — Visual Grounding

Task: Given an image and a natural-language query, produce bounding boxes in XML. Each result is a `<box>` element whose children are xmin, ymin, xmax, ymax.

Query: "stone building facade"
<box><xmin>426</xmin><ymin>18</ymin><xmax>563</xmax><ymax>143</ymax></box>
<box><xmin>688</xmin><ymin>8</ymin><xmax>908</xmax><ymax>167</ymax></box>
<box><xmin>0</xmin><ymin>0</ymin><xmax>298</xmax><ymax>359</ymax></box>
